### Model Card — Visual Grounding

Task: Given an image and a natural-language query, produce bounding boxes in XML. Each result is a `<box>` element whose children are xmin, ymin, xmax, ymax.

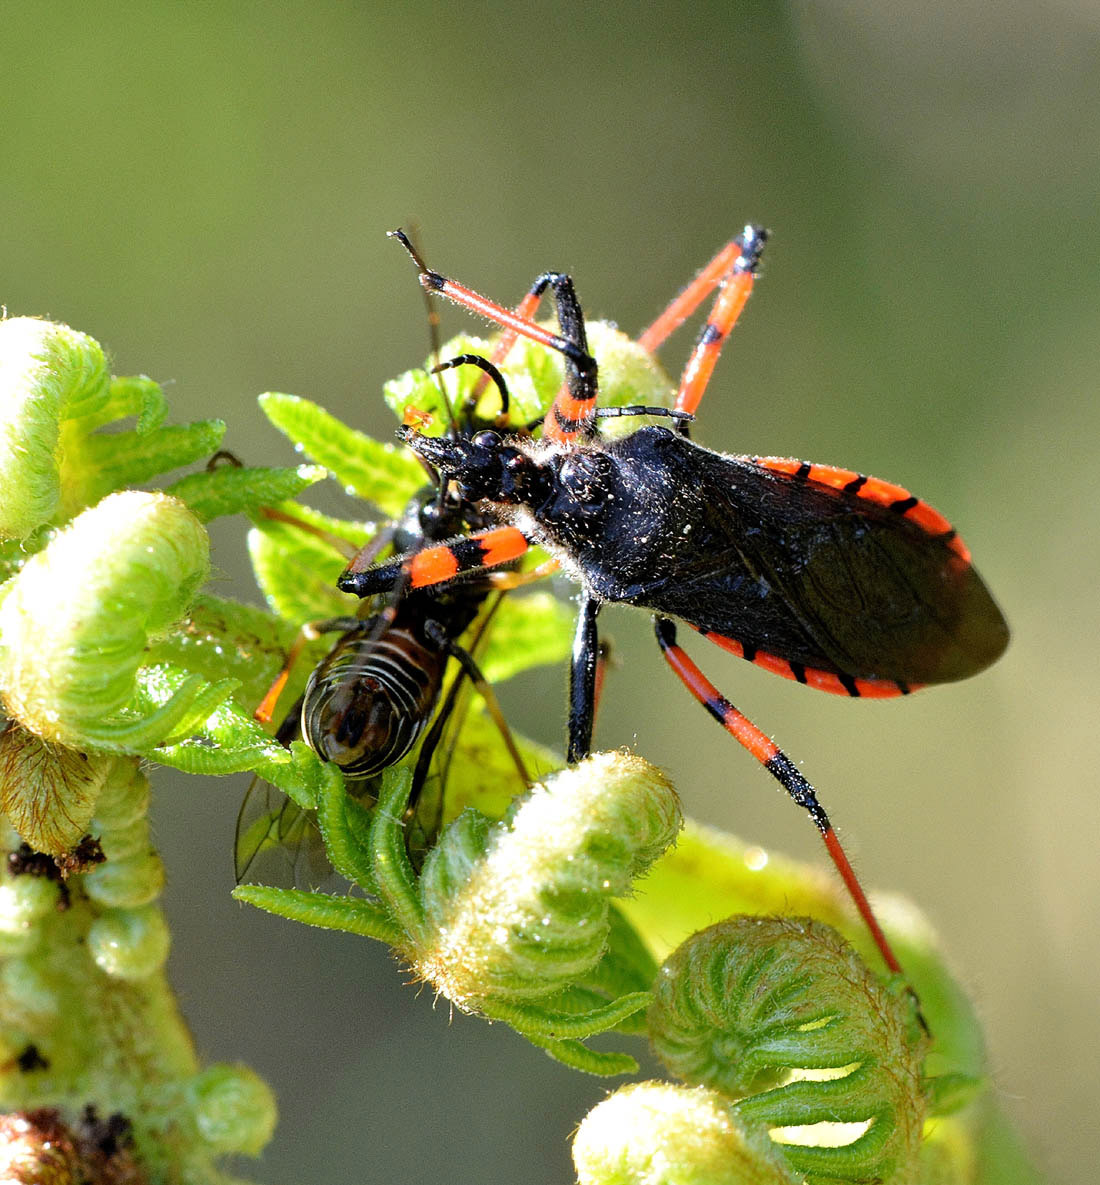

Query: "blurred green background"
<box><xmin>5</xmin><ymin>2</ymin><xmax>1096</xmax><ymax>1181</ymax></box>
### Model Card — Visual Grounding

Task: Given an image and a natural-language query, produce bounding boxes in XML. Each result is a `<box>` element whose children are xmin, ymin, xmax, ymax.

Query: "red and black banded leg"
<box><xmin>389</xmin><ymin>228</ymin><xmax>599</xmax><ymax>444</ymax></box>
<box><xmin>567</xmin><ymin>595</ymin><xmax>603</xmax><ymax>763</ymax></box>
<box><xmin>637</xmin><ymin>231</ymin><xmax>754</xmax><ymax>353</ymax></box>
<box><xmin>653</xmin><ymin>616</ymin><xmax>907</xmax><ymax>980</ymax></box>
<box><xmin>592</xmin><ymin>639</ymin><xmax>613</xmax><ymax>734</ymax></box>
<box><xmin>480</xmin><ymin>277</ymin><xmax>563</xmax><ymax>380</ymax></box>
<box><xmin>338</xmin><ymin>526</ymin><xmax>532</xmax><ymax>599</ymax></box>
<box><xmin>672</xmin><ymin>226</ymin><xmax>768</xmax><ymax>418</ymax></box>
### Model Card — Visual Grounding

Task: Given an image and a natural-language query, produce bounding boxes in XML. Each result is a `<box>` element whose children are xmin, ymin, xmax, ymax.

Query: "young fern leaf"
<box><xmin>647</xmin><ymin>916</ymin><xmax>929</xmax><ymax>1183</ymax></box>
<box><xmin>0</xmin><ymin>491</ymin><xmax>214</xmax><ymax>753</ymax></box>
<box><xmin>259</xmin><ymin>391</ymin><xmax>425</xmax><ymax>516</ymax></box>
<box><xmin>237</xmin><ymin>753</ymin><xmax>682</xmax><ymax>1075</ymax></box>
<box><xmin>0</xmin><ymin>317</ymin><xmax>110</xmax><ymax>538</ymax></box>
<box><xmin>0</xmin><ymin>754</ymin><xmax>277</xmax><ymax>1177</ymax></box>
<box><xmin>574</xmin><ymin>1081</ymin><xmax>801</xmax><ymax>1185</ymax></box>
<box><xmin>165</xmin><ymin>461</ymin><xmax>327</xmax><ymax>523</ymax></box>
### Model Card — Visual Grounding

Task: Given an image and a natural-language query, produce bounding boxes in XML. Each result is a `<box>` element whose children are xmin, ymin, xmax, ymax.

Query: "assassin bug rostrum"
<box><xmin>338</xmin><ymin>226</ymin><xmax>1009</xmax><ymax>982</ymax></box>
<box><xmin>234</xmin><ymin>361</ymin><xmax>559</xmax><ymax>884</ymax></box>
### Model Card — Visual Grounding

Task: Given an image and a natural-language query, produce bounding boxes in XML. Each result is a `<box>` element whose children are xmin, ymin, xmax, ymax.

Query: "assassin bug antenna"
<box><xmin>343</xmin><ymin>227</ymin><xmax>1009</xmax><ymax>998</ymax></box>
<box><xmin>406</xmin><ymin>224</ymin><xmax>460</xmax><ymax>438</ymax></box>
<box><xmin>431</xmin><ymin>353</ymin><xmax>511</xmax><ymax>420</ymax></box>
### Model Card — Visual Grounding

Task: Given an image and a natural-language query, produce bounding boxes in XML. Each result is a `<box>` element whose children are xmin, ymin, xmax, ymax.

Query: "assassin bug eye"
<box><xmin>471</xmin><ymin>430</ymin><xmax>501</xmax><ymax>450</ymax></box>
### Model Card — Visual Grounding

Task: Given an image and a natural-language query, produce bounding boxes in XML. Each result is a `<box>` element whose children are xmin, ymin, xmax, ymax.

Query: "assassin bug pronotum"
<box><xmin>337</xmin><ymin>226</ymin><xmax>1009</xmax><ymax>981</ymax></box>
<box><xmin>234</xmin><ymin>362</ymin><xmax>542</xmax><ymax>883</ymax></box>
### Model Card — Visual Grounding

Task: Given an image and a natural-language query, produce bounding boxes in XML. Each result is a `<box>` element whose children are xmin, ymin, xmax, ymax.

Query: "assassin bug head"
<box><xmin>401</xmin><ymin>424</ymin><xmax>554</xmax><ymax>508</ymax></box>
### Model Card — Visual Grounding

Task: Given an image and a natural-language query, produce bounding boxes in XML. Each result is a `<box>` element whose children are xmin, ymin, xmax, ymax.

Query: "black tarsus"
<box><xmin>595</xmin><ymin>406</ymin><xmax>694</xmax><ymax>424</ymax></box>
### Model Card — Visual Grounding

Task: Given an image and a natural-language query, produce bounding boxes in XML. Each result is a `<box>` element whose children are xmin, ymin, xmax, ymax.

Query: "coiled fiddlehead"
<box><xmin>574</xmin><ymin>1080</ymin><xmax>801</xmax><ymax>1185</ymax></box>
<box><xmin>0</xmin><ymin>492</ymin><xmax>213</xmax><ymax>754</ymax></box>
<box><xmin>416</xmin><ymin>749</ymin><xmax>681</xmax><ymax>1004</ymax></box>
<box><xmin>647</xmin><ymin>916</ymin><xmax>928</xmax><ymax>1183</ymax></box>
<box><xmin>238</xmin><ymin>751</ymin><xmax>683</xmax><ymax>1074</ymax></box>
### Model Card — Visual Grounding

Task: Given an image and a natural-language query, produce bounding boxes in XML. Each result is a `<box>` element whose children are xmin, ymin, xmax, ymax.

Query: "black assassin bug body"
<box><xmin>337</xmin><ymin>227</ymin><xmax>1009</xmax><ymax>981</ymax></box>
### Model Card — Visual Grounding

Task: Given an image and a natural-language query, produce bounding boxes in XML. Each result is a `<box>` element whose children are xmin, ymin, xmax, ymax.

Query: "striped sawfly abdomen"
<box><xmin>300</xmin><ymin>603</ymin><xmax>451</xmax><ymax>780</ymax></box>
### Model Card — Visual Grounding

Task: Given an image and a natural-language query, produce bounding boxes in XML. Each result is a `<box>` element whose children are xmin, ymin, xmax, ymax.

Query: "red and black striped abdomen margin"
<box><xmin>750</xmin><ymin>456</ymin><xmax>971</xmax><ymax>564</ymax></box>
<box><xmin>694</xmin><ymin>627</ymin><xmax>918</xmax><ymax>699</ymax></box>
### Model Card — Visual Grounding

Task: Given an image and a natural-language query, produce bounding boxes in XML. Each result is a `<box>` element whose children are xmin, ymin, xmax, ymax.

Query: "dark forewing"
<box><xmin>591</xmin><ymin>430</ymin><xmax>1008</xmax><ymax>685</ymax></box>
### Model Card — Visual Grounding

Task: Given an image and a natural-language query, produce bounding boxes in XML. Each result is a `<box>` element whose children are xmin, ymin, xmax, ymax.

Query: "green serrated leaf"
<box><xmin>247</xmin><ymin>513</ymin><xmax>368</xmax><ymax>623</ymax></box>
<box><xmin>164</xmin><ymin>463</ymin><xmax>326</xmax><ymax>523</ymax></box>
<box><xmin>259</xmin><ymin>392</ymin><xmax>424</xmax><ymax>516</ymax></box>
<box><xmin>152</xmin><ymin>693</ymin><xmax>291</xmax><ymax>775</ymax></box>
<box><xmin>232</xmin><ymin>884</ymin><xmax>402</xmax><ymax>946</ymax></box>
<box><xmin>61</xmin><ymin>419</ymin><xmax>227</xmax><ymax>513</ymax></box>
<box><xmin>75</xmin><ymin>666</ymin><xmax>237</xmax><ymax>754</ymax></box>
<box><xmin>102</xmin><ymin>375</ymin><xmax>169</xmax><ymax>433</ymax></box>
<box><xmin>524</xmin><ymin>1033</ymin><xmax>639</xmax><ymax>1076</ymax></box>
<box><xmin>480</xmin><ymin>992</ymin><xmax>651</xmax><ymax>1040</ymax></box>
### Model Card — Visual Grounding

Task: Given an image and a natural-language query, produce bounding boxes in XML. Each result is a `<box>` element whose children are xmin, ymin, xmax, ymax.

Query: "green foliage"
<box><xmin>574</xmin><ymin>1081</ymin><xmax>801</xmax><ymax>1185</ymax></box>
<box><xmin>0</xmin><ymin>758</ymin><xmax>275</xmax><ymax>1184</ymax></box>
<box><xmin>650</xmin><ymin>917</ymin><xmax>929</xmax><ymax>1182</ymax></box>
<box><xmin>0</xmin><ymin>315</ymin><xmax>1037</xmax><ymax>1184</ymax></box>
<box><xmin>165</xmin><ymin>461</ymin><xmax>326</xmax><ymax>523</ymax></box>
<box><xmin>259</xmin><ymin>391</ymin><xmax>424</xmax><ymax>515</ymax></box>
<box><xmin>237</xmin><ymin>754</ymin><xmax>678</xmax><ymax>1076</ymax></box>
<box><xmin>246</xmin><ymin>501</ymin><xmax>370</xmax><ymax>621</ymax></box>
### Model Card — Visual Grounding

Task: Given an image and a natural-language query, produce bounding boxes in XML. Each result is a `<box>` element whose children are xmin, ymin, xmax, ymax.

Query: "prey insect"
<box><xmin>339</xmin><ymin>226</ymin><xmax>1009</xmax><ymax>982</ymax></box>
<box><xmin>235</xmin><ymin>366</ymin><xmax>535</xmax><ymax>884</ymax></box>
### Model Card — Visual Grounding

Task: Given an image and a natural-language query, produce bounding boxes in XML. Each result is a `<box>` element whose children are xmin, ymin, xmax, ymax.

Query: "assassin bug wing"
<box><xmin>538</xmin><ymin>426</ymin><xmax>1008</xmax><ymax>688</ymax></box>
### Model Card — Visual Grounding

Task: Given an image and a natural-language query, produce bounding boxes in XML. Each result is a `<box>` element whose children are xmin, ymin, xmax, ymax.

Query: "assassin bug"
<box><xmin>235</xmin><ymin>363</ymin><xmax>539</xmax><ymax>883</ymax></box>
<box><xmin>338</xmin><ymin>226</ymin><xmax>1009</xmax><ymax>981</ymax></box>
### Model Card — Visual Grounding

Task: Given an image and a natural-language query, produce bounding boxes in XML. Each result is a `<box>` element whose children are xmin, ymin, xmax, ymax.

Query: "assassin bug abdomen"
<box><xmin>339</xmin><ymin>226</ymin><xmax>1009</xmax><ymax>987</ymax></box>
